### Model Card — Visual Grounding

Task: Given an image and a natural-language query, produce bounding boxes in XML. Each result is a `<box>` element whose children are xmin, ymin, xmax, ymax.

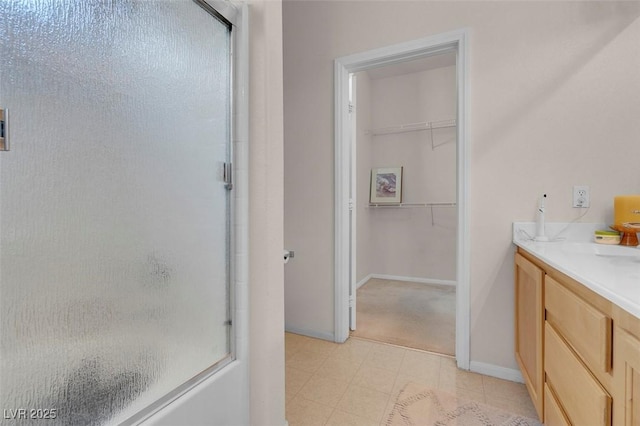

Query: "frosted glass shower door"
<box><xmin>0</xmin><ymin>1</ymin><xmax>236</xmax><ymax>424</ymax></box>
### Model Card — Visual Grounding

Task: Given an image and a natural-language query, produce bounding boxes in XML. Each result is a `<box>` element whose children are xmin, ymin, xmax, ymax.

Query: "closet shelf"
<box><xmin>368</xmin><ymin>202</ymin><xmax>456</xmax><ymax>208</ymax></box>
<box><xmin>368</xmin><ymin>202</ymin><xmax>456</xmax><ymax>226</ymax></box>
<box><xmin>368</xmin><ymin>119</ymin><xmax>456</xmax><ymax>150</ymax></box>
<box><xmin>368</xmin><ymin>119</ymin><xmax>456</xmax><ymax>136</ymax></box>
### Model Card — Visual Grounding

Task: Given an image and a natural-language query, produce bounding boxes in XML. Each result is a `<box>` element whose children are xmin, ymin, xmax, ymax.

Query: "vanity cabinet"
<box><xmin>514</xmin><ymin>252</ymin><xmax>544</xmax><ymax>420</ymax></box>
<box><xmin>514</xmin><ymin>248</ymin><xmax>636</xmax><ymax>425</ymax></box>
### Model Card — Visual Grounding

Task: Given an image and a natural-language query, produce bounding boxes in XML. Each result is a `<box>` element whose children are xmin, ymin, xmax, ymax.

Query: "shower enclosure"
<box><xmin>0</xmin><ymin>1</ymin><xmax>241</xmax><ymax>424</ymax></box>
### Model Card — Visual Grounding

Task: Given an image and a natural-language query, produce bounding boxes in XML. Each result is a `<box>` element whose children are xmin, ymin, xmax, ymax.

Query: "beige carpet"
<box><xmin>352</xmin><ymin>279</ymin><xmax>455</xmax><ymax>355</ymax></box>
<box><xmin>386</xmin><ymin>382</ymin><xmax>542</xmax><ymax>426</ymax></box>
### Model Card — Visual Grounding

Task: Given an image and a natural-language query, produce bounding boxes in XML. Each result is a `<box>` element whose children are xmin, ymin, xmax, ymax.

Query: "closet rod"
<box><xmin>369</xmin><ymin>119</ymin><xmax>456</xmax><ymax>136</ymax></box>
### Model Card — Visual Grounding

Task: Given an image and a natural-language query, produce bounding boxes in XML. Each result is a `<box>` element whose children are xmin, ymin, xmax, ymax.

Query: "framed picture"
<box><xmin>370</xmin><ymin>167</ymin><xmax>403</xmax><ymax>204</ymax></box>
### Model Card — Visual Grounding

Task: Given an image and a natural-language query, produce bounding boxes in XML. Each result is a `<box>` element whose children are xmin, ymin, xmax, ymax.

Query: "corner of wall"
<box><xmin>249</xmin><ymin>0</ymin><xmax>286</xmax><ymax>425</ymax></box>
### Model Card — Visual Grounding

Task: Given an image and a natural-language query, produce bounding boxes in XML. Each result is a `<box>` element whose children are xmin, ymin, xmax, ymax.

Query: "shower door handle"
<box><xmin>0</xmin><ymin>108</ymin><xmax>9</xmax><ymax>151</ymax></box>
<box><xmin>223</xmin><ymin>162</ymin><xmax>233</xmax><ymax>190</ymax></box>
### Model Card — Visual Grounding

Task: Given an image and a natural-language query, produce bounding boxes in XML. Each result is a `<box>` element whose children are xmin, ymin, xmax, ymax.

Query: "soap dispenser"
<box><xmin>535</xmin><ymin>194</ymin><xmax>549</xmax><ymax>242</ymax></box>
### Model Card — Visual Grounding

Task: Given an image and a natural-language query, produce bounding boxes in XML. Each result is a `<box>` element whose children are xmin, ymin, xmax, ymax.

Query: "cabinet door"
<box><xmin>613</xmin><ymin>327</ymin><xmax>640</xmax><ymax>426</ymax></box>
<box><xmin>515</xmin><ymin>252</ymin><xmax>544</xmax><ymax>420</ymax></box>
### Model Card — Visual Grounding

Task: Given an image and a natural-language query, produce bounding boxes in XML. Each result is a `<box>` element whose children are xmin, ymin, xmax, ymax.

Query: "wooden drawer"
<box><xmin>544</xmin><ymin>383</ymin><xmax>570</xmax><ymax>426</ymax></box>
<box><xmin>545</xmin><ymin>275</ymin><xmax>612</xmax><ymax>374</ymax></box>
<box><xmin>545</xmin><ymin>322</ymin><xmax>612</xmax><ymax>425</ymax></box>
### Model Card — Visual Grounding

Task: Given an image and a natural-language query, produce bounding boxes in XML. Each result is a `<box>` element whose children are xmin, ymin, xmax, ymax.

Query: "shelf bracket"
<box><xmin>430</xmin><ymin>124</ymin><xmax>435</xmax><ymax>151</ymax></box>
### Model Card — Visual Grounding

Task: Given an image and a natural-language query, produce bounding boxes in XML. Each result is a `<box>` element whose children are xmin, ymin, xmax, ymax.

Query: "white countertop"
<box><xmin>513</xmin><ymin>222</ymin><xmax>640</xmax><ymax>320</ymax></box>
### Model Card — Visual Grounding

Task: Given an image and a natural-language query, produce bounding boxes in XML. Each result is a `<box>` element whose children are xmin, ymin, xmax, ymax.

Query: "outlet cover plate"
<box><xmin>573</xmin><ymin>185</ymin><xmax>590</xmax><ymax>208</ymax></box>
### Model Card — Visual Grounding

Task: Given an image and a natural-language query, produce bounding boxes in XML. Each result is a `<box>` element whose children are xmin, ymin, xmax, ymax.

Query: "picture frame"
<box><xmin>370</xmin><ymin>167</ymin><xmax>403</xmax><ymax>204</ymax></box>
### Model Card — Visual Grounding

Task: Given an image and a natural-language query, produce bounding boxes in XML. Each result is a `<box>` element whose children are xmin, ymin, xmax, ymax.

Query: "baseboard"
<box><xmin>371</xmin><ymin>274</ymin><xmax>456</xmax><ymax>287</ymax></box>
<box><xmin>469</xmin><ymin>361</ymin><xmax>524</xmax><ymax>383</ymax></box>
<box><xmin>356</xmin><ymin>274</ymin><xmax>373</xmax><ymax>289</ymax></box>
<box><xmin>284</xmin><ymin>326</ymin><xmax>336</xmax><ymax>343</ymax></box>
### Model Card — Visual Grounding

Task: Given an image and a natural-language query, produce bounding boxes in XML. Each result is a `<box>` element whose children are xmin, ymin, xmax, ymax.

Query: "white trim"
<box><xmin>356</xmin><ymin>274</ymin><xmax>373</xmax><ymax>289</ymax></box>
<box><xmin>349</xmin><ymin>75</ymin><xmax>357</xmax><ymax>331</ymax></box>
<box><xmin>232</xmin><ymin>0</ymin><xmax>250</xmax><ymax>380</ymax></box>
<box><xmin>334</xmin><ymin>58</ymin><xmax>351</xmax><ymax>344</ymax></box>
<box><xmin>469</xmin><ymin>361</ymin><xmax>525</xmax><ymax>384</ymax></box>
<box><xmin>357</xmin><ymin>274</ymin><xmax>456</xmax><ymax>289</ymax></box>
<box><xmin>370</xmin><ymin>274</ymin><xmax>456</xmax><ymax>287</ymax></box>
<box><xmin>334</xmin><ymin>29</ymin><xmax>471</xmax><ymax>366</ymax></box>
<box><xmin>455</xmin><ymin>29</ymin><xmax>471</xmax><ymax>371</ymax></box>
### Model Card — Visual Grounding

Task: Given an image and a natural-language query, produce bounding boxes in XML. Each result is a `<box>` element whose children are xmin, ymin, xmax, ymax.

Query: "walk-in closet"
<box><xmin>352</xmin><ymin>52</ymin><xmax>458</xmax><ymax>355</ymax></box>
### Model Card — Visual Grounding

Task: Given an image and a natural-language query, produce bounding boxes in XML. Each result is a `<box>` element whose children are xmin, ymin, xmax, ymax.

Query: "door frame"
<box><xmin>333</xmin><ymin>28</ymin><xmax>470</xmax><ymax>369</ymax></box>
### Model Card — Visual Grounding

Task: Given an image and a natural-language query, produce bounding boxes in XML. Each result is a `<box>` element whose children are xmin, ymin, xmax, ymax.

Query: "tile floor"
<box><xmin>285</xmin><ymin>332</ymin><xmax>538</xmax><ymax>426</ymax></box>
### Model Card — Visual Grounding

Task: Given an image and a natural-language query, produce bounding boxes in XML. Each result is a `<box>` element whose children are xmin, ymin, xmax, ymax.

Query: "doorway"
<box><xmin>334</xmin><ymin>30</ymin><xmax>470</xmax><ymax>369</ymax></box>
<box><xmin>350</xmin><ymin>53</ymin><xmax>457</xmax><ymax>355</ymax></box>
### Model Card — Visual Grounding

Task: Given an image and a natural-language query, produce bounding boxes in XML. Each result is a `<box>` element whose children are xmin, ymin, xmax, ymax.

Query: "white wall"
<box><xmin>360</xmin><ymin>65</ymin><xmax>457</xmax><ymax>282</ymax></box>
<box><xmin>283</xmin><ymin>1</ymin><xmax>640</xmax><ymax>369</ymax></box>
<box><xmin>248</xmin><ymin>0</ymin><xmax>286</xmax><ymax>424</ymax></box>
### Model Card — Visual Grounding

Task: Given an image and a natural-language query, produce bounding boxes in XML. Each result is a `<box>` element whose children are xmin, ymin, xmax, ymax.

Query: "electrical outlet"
<box><xmin>573</xmin><ymin>185</ymin><xmax>590</xmax><ymax>208</ymax></box>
